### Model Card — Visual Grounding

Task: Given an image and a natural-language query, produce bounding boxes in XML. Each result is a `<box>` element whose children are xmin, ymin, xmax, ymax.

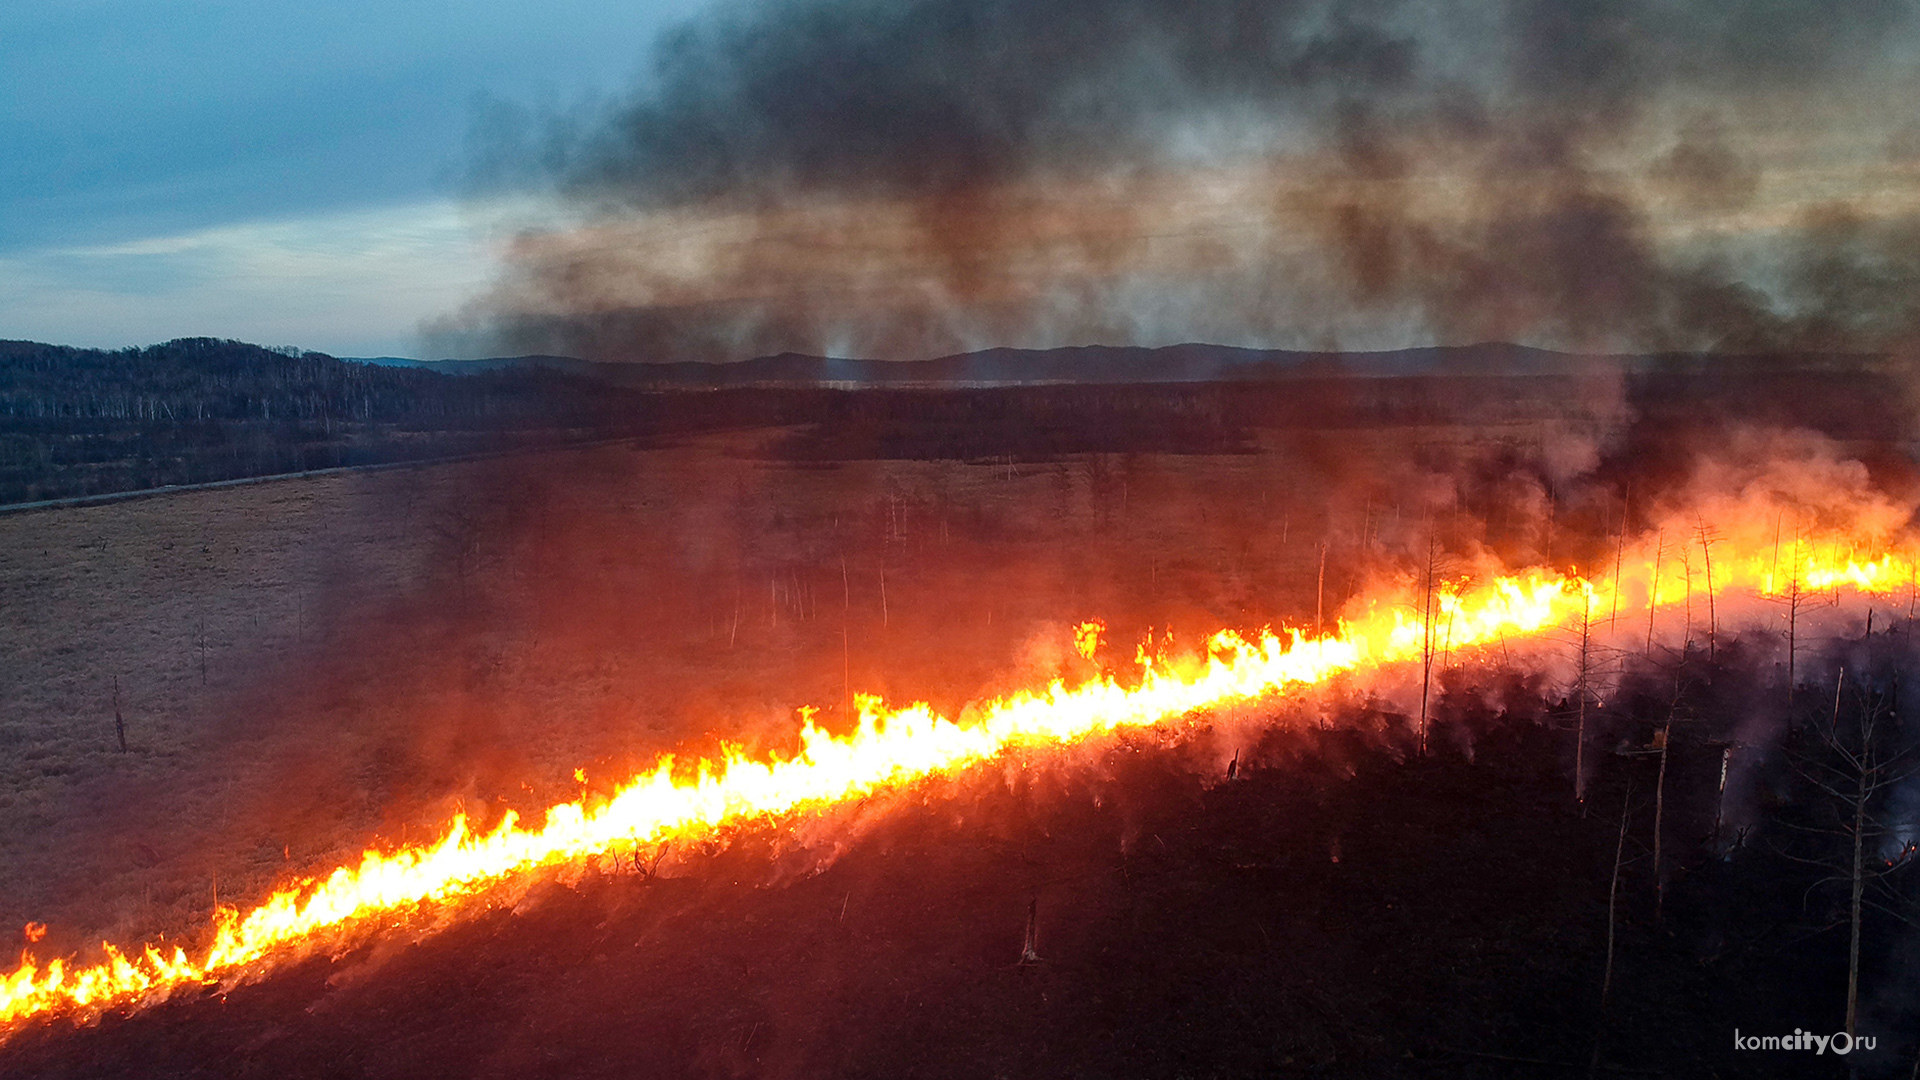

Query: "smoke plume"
<box><xmin>441</xmin><ymin>0</ymin><xmax>1920</xmax><ymax>363</ymax></box>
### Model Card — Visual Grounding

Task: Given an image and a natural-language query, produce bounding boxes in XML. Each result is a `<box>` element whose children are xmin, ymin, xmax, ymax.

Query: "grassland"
<box><xmin>3</xmin><ymin>423</ymin><xmax>1497</xmax><ymax>959</ymax></box>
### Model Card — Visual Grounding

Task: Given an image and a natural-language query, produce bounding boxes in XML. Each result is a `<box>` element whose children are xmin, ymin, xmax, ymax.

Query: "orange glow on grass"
<box><xmin>5</xmin><ymin>516</ymin><xmax>1916</xmax><ymax>1030</ymax></box>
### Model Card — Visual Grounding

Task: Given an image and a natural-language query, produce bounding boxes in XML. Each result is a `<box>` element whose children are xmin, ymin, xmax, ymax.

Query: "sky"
<box><xmin>0</xmin><ymin>0</ymin><xmax>709</xmax><ymax>357</ymax></box>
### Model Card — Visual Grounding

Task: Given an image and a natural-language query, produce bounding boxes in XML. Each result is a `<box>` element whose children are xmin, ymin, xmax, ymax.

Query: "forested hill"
<box><xmin>0</xmin><ymin>338</ymin><xmax>690</xmax><ymax>505</ymax></box>
<box><xmin>1</xmin><ymin>338</ymin><xmax>602</xmax><ymax>425</ymax></box>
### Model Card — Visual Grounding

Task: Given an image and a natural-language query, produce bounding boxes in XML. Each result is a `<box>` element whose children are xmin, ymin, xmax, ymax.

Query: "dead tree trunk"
<box><xmin>840</xmin><ymin>558</ymin><xmax>852</xmax><ymax>717</ymax></box>
<box><xmin>112</xmin><ymin>675</ymin><xmax>127</xmax><ymax>753</ymax></box>
<box><xmin>1908</xmin><ymin>549</ymin><xmax>1917</xmax><ymax>630</ymax></box>
<box><xmin>1848</xmin><ymin>747</ymin><xmax>1866</xmax><ymax>1043</ymax></box>
<box><xmin>1653</xmin><ymin>693</ymin><xmax>1677</xmax><ymax>923</ymax></box>
<box><xmin>1315</xmin><ymin>540</ymin><xmax>1327</xmax><ymax>638</ymax></box>
<box><xmin>1829</xmin><ymin>666</ymin><xmax>1866</xmax><ymax>1042</ymax></box>
<box><xmin>1544</xmin><ymin>480</ymin><xmax>1556</xmax><ymax>566</ymax></box>
<box><xmin>1647</xmin><ymin>529</ymin><xmax>1665</xmax><ymax>658</ymax></box>
<box><xmin>1419</xmin><ymin>532</ymin><xmax>1437</xmax><ymax>757</ymax></box>
<box><xmin>1697</xmin><ymin>520</ymin><xmax>1719</xmax><ymax>665</ymax></box>
<box><xmin>1680</xmin><ymin>550</ymin><xmax>1694</xmax><ymax>652</ymax></box>
<box><xmin>1787</xmin><ymin>574</ymin><xmax>1804</xmax><ymax>709</ymax></box>
<box><xmin>1575</xmin><ymin>597</ymin><xmax>1592</xmax><ymax>802</ymax></box>
<box><xmin>1592</xmin><ymin>783</ymin><xmax>1632</xmax><ymax>1079</ymax></box>
<box><xmin>1610</xmin><ymin>488</ymin><xmax>1629</xmax><ymax>630</ymax></box>
<box><xmin>1713</xmin><ymin>746</ymin><xmax>1733</xmax><ymax>840</ymax></box>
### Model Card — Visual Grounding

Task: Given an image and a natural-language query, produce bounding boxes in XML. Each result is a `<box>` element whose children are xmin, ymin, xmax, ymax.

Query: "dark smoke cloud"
<box><xmin>1649</xmin><ymin>117</ymin><xmax>1761</xmax><ymax>211</ymax></box>
<box><xmin>439</xmin><ymin>0</ymin><xmax>1920</xmax><ymax>363</ymax></box>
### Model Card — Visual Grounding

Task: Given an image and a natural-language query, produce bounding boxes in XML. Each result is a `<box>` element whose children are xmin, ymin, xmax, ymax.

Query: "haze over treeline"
<box><xmin>0</xmin><ymin>339</ymin><xmax>668</xmax><ymax>503</ymax></box>
<box><xmin>6</xmin><ymin>335</ymin><xmax>1914</xmax><ymax>507</ymax></box>
<box><xmin>442</xmin><ymin>0</ymin><xmax>1920</xmax><ymax>364</ymax></box>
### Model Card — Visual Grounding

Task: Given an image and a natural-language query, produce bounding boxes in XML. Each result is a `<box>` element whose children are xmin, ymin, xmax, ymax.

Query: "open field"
<box><xmin>5</xmin><ymin>417</ymin><xmax>1565</xmax><ymax>958</ymax></box>
<box><xmin>6</xmin><ymin>375</ymin><xmax>1918</xmax><ymax>1076</ymax></box>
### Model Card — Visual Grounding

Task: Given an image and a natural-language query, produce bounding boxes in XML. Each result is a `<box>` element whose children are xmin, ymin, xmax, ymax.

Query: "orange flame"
<box><xmin>1074</xmin><ymin>619</ymin><xmax>1106</xmax><ymax>661</ymax></box>
<box><xmin>4</xmin><ymin>518</ymin><xmax>1915</xmax><ymax>1029</ymax></box>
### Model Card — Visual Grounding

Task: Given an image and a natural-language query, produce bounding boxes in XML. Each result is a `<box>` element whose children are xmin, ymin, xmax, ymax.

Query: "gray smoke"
<box><xmin>441</xmin><ymin>0</ymin><xmax>1920</xmax><ymax>363</ymax></box>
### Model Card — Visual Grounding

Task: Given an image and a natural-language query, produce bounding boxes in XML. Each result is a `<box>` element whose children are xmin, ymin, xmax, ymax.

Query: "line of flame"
<box><xmin>4</xmin><ymin>535</ymin><xmax>1914</xmax><ymax>1028</ymax></box>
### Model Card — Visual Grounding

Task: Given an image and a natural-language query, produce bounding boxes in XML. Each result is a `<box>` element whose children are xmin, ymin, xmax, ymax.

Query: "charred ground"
<box><xmin>7</xmin><ymin>638</ymin><xmax>1916</xmax><ymax>1078</ymax></box>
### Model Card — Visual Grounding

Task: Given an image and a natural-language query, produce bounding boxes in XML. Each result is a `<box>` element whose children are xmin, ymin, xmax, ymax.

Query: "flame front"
<box><xmin>5</xmin><ymin>517</ymin><xmax>1916</xmax><ymax>1029</ymax></box>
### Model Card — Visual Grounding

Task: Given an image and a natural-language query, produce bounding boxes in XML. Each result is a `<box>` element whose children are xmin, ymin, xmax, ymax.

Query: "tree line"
<box><xmin>0</xmin><ymin>339</ymin><xmax>692</xmax><ymax>504</ymax></box>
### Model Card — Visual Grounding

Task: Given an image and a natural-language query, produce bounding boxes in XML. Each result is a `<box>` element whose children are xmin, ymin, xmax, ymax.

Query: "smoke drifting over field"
<box><xmin>442</xmin><ymin>0</ymin><xmax>1920</xmax><ymax>362</ymax></box>
<box><xmin>5</xmin><ymin>370</ymin><xmax>1912</xmax><ymax>961</ymax></box>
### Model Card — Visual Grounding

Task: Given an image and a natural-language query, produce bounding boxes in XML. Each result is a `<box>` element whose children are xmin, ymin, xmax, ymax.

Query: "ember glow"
<box><xmin>3</xmin><ymin>516</ymin><xmax>1915</xmax><ymax>1029</ymax></box>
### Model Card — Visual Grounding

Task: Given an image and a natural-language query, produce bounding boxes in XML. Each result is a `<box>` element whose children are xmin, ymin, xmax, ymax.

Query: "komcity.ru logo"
<box><xmin>1734</xmin><ymin>1029</ymin><xmax>1877</xmax><ymax>1055</ymax></box>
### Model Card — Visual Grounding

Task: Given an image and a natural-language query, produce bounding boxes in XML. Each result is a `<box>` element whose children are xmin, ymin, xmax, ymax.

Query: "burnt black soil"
<box><xmin>7</xmin><ymin>690</ymin><xmax>1911</xmax><ymax>1080</ymax></box>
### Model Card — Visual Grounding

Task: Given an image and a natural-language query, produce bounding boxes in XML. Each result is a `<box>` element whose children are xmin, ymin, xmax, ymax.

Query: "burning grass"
<box><xmin>0</xmin><ymin>427</ymin><xmax>1412</xmax><ymax>987</ymax></box>
<box><xmin>4</xmin><ymin>391</ymin><xmax>1920</xmax><ymax>1071</ymax></box>
<box><xmin>6</xmin><ymin>451</ymin><xmax>1919</xmax><ymax>1028</ymax></box>
<box><xmin>1</xmin><ymin>657</ymin><xmax>1909</xmax><ymax>1077</ymax></box>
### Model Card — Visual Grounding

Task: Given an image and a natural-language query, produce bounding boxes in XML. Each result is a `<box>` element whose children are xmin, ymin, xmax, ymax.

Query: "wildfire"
<box><xmin>4</xmin><ymin>518</ymin><xmax>1915</xmax><ymax>1030</ymax></box>
<box><xmin>1074</xmin><ymin>619</ymin><xmax>1106</xmax><ymax>661</ymax></box>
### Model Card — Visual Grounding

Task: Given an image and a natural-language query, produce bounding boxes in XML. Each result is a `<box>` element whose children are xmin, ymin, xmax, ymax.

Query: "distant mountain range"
<box><xmin>6</xmin><ymin>336</ymin><xmax>1900</xmax><ymax>507</ymax></box>
<box><xmin>348</xmin><ymin>342</ymin><xmax>1661</xmax><ymax>389</ymax></box>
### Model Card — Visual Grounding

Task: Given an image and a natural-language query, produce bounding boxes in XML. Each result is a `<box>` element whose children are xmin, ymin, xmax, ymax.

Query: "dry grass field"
<box><xmin>12</xmin><ymin>380</ymin><xmax>1920</xmax><ymax>1077</ymax></box>
<box><xmin>0</xmin><ymin>414</ymin><xmax>1596</xmax><ymax>967</ymax></box>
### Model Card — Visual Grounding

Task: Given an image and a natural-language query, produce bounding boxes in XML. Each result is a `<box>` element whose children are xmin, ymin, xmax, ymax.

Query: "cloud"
<box><xmin>0</xmin><ymin>201</ymin><xmax>497</xmax><ymax>357</ymax></box>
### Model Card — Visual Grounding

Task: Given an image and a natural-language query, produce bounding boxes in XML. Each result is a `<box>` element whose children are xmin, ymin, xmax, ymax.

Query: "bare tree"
<box><xmin>1415</xmin><ymin>524</ymin><xmax>1460</xmax><ymax>758</ymax></box>
<box><xmin>1610</xmin><ymin>486</ymin><xmax>1629</xmax><ymax>631</ymax></box>
<box><xmin>1315</xmin><ymin>539</ymin><xmax>1327</xmax><ymax>638</ymax></box>
<box><xmin>1696</xmin><ymin>518</ymin><xmax>1721</xmax><ymax>664</ymax></box>
<box><xmin>1019</xmin><ymin>897</ymin><xmax>1042</xmax><ymax>964</ymax></box>
<box><xmin>1777</xmin><ymin>666</ymin><xmax>1920</xmax><ymax>1045</ymax></box>
<box><xmin>1764</xmin><ymin>527</ymin><xmax>1811</xmax><ymax>709</ymax></box>
<box><xmin>1555</xmin><ymin>584</ymin><xmax>1624</xmax><ymax>804</ymax></box>
<box><xmin>1591</xmin><ymin>782</ymin><xmax>1638</xmax><ymax>1078</ymax></box>
<box><xmin>1907</xmin><ymin>548</ymin><xmax>1917</xmax><ymax>630</ymax></box>
<box><xmin>111</xmin><ymin>675</ymin><xmax>127</xmax><ymax>753</ymax></box>
<box><xmin>841</xmin><ymin>557</ymin><xmax>852</xmax><ymax>716</ymax></box>
<box><xmin>1616</xmin><ymin>662</ymin><xmax>1694</xmax><ymax>922</ymax></box>
<box><xmin>1420</xmin><ymin>530</ymin><xmax>1438</xmax><ymax>757</ymax></box>
<box><xmin>1646</xmin><ymin>529</ymin><xmax>1666</xmax><ymax>658</ymax></box>
<box><xmin>1574</xmin><ymin>591</ymin><xmax>1595</xmax><ymax>802</ymax></box>
<box><xmin>628</xmin><ymin>841</ymin><xmax>671</xmax><ymax>880</ymax></box>
<box><xmin>1544</xmin><ymin>478</ymin><xmax>1556</xmax><ymax>566</ymax></box>
<box><xmin>1678</xmin><ymin>548</ymin><xmax>1695</xmax><ymax>653</ymax></box>
<box><xmin>1651</xmin><ymin>689</ymin><xmax>1679</xmax><ymax>922</ymax></box>
<box><xmin>1712</xmin><ymin>745</ymin><xmax>1736</xmax><ymax>843</ymax></box>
